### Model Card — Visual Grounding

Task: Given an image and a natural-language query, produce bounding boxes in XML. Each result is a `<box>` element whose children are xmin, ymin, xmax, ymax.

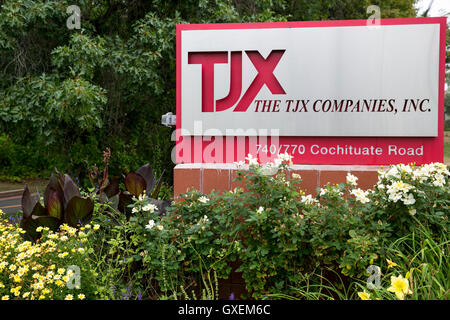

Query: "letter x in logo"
<box><xmin>188</xmin><ymin>50</ymin><xmax>286</xmax><ymax>112</ymax></box>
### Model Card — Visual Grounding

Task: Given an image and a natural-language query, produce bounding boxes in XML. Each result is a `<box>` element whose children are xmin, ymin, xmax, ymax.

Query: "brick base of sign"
<box><xmin>173</xmin><ymin>163</ymin><xmax>383</xmax><ymax>299</ymax></box>
<box><xmin>174</xmin><ymin>163</ymin><xmax>382</xmax><ymax>197</ymax></box>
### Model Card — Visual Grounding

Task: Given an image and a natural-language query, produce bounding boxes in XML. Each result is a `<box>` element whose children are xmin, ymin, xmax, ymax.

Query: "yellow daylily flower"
<box><xmin>386</xmin><ymin>258</ymin><xmax>398</xmax><ymax>269</ymax></box>
<box><xmin>387</xmin><ymin>275</ymin><xmax>412</xmax><ymax>300</ymax></box>
<box><xmin>357</xmin><ymin>291</ymin><xmax>371</xmax><ymax>300</ymax></box>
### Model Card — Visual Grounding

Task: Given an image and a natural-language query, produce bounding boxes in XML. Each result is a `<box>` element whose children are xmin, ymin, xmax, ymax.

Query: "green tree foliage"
<box><xmin>0</xmin><ymin>0</ymin><xmax>419</xmax><ymax>183</ymax></box>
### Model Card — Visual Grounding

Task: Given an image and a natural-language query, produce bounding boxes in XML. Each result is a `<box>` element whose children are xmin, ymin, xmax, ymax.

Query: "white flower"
<box><xmin>390</xmin><ymin>181</ymin><xmax>413</xmax><ymax>193</ymax></box>
<box><xmin>132</xmin><ymin>207</ymin><xmax>139</xmax><ymax>214</ymax></box>
<box><xmin>145</xmin><ymin>220</ymin><xmax>155</xmax><ymax>229</ymax></box>
<box><xmin>301</xmin><ymin>194</ymin><xmax>318</xmax><ymax>205</ymax></box>
<box><xmin>261</xmin><ymin>162</ymin><xmax>279</xmax><ymax>176</ymax></box>
<box><xmin>198</xmin><ymin>196</ymin><xmax>209</xmax><ymax>204</ymax></box>
<box><xmin>143</xmin><ymin>203</ymin><xmax>158</xmax><ymax>213</ymax></box>
<box><xmin>138</xmin><ymin>193</ymin><xmax>146</xmax><ymax>201</ymax></box>
<box><xmin>386</xmin><ymin>166</ymin><xmax>400</xmax><ymax>179</ymax></box>
<box><xmin>386</xmin><ymin>181</ymin><xmax>414</xmax><ymax>203</ymax></box>
<box><xmin>432</xmin><ymin>174</ymin><xmax>445</xmax><ymax>187</ymax></box>
<box><xmin>277</xmin><ymin>152</ymin><xmax>293</xmax><ymax>165</ymax></box>
<box><xmin>319</xmin><ymin>188</ymin><xmax>327</xmax><ymax>196</ymax></box>
<box><xmin>378</xmin><ymin>169</ymin><xmax>387</xmax><ymax>179</ymax></box>
<box><xmin>256</xmin><ymin>206</ymin><xmax>264</xmax><ymax>214</ymax></box>
<box><xmin>398</xmin><ymin>163</ymin><xmax>413</xmax><ymax>174</ymax></box>
<box><xmin>292</xmin><ymin>173</ymin><xmax>301</xmax><ymax>179</ymax></box>
<box><xmin>273</xmin><ymin>158</ymin><xmax>283</xmax><ymax>167</ymax></box>
<box><xmin>346</xmin><ymin>173</ymin><xmax>358</xmax><ymax>186</ymax></box>
<box><xmin>402</xmin><ymin>193</ymin><xmax>416</xmax><ymax>205</ymax></box>
<box><xmin>388</xmin><ymin>192</ymin><xmax>403</xmax><ymax>203</ymax></box>
<box><xmin>156</xmin><ymin>225</ymin><xmax>164</xmax><ymax>231</ymax></box>
<box><xmin>350</xmin><ymin>188</ymin><xmax>370</xmax><ymax>203</ymax></box>
<box><xmin>234</xmin><ymin>160</ymin><xmax>245</xmax><ymax>168</ymax></box>
<box><xmin>232</xmin><ymin>187</ymin><xmax>241</xmax><ymax>194</ymax></box>
<box><xmin>408</xmin><ymin>208</ymin><xmax>417</xmax><ymax>216</ymax></box>
<box><xmin>245</xmin><ymin>153</ymin><xmax>259</xmax><ymax>166</ymax></box>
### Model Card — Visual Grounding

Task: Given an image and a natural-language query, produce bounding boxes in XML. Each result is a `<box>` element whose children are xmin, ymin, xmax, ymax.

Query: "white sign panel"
<box><xmin>180</xmin><ymin>22</ymin><xmax>440</xmax><ymax>136</ymax></box>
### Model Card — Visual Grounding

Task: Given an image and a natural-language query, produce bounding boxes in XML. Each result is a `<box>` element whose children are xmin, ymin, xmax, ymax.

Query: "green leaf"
<box><xmin>65</xmin><ymin>196</ymin><xmax>94</xmax><ymax>227</ymax></box>
<box><xmin>151</xmin><ymin>169</ymin><xmax>165</xmax><ymax>199</ymax></box>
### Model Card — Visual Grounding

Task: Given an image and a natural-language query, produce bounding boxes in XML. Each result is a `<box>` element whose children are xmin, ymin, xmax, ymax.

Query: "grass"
<box><xmin>444</xmin><ymin>141</ymin><xmax>450</xmax><ymax>165</ymax></box>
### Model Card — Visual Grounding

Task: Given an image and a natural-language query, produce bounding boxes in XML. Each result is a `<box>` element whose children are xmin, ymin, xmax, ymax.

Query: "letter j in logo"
<box><xmin>188</xmin><ymin>50</ymin><xmax>286</xmax><ymax>112</ymax></box>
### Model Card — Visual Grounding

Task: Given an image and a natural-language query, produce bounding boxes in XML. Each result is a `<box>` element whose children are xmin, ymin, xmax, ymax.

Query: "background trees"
<box><xmin>0</xmin><ymin>0</ymin><xmax>431</xmax><ymax>185</ymax></box>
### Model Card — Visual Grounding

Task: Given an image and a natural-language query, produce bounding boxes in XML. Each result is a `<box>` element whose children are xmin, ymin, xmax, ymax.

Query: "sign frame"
<box><xmin>176</xmin><ymin>17</ymin><xmax>447</xmax><ymax>165</ymax></box>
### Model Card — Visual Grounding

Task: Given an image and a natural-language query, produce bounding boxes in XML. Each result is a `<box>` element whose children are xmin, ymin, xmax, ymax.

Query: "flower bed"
<box><xmin>0</xmin><ymin>157</ymin><xmax>448</xmax><ymax>300</ymax></box>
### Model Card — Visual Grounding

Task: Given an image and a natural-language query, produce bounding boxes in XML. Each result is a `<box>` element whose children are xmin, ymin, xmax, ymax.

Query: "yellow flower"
<box><xmin>36</xmin><ymin>227</ymin><xmax>43</xmax><ymax>233</ymax></box>
<box><xmin>2</xmin><ymin>295</ymin><xmax>9</xmax><ymax>300</ymax></box>
<box><xmin>387</xmin><ymin>275</ymin><xmax>412</xmax><ymax>300</ymax></box>
<box><xmin>386</xmin><ymin>258</ymin><xmax>398</xmax><ymax>269</ymax></box>
<box><xmin>17</xmin><ymin>268</ymin><xmax>26</xmax><ymax>276</ymax></box>
<box><xmin>93</xmin><ymin>224</ymin><xmax>100</xmax><ymax>230</ymax></box>
<box><xmin>78</xmin><ymin>293</ymin><xmax>85</xmax><ymax>300</ymax></box>
<box><xmin>9</xmin><ymin>286</ymin><xmax>21</xmax><ymax>297</ymax></box>
<box><xmin>34</xmin><ymin>282</ymin><xmax>44</xmax><ymax>290</ymax></box>
<box><xmin>57</xmin><ymin>268</ymin><xmax>65</xmax><ymax>275</ymax></box>
<box><xmin>65</xmin><ymin>294</ymin><xmax>73</xmax><ymax>300</ymax></box>
<box><xmin>22</xmin><ymin>292</ymin><xmax>30</xmax><ymax>298</ymax></box>
<box><xmin>357</xmin><ymin>291</ymin><xmax>371</xmax><ymax>300</ymax></box>
<box><xmin>58</xmin><ymin>252</ymin><xmax>69</xmax><ymax>258</ymax></box>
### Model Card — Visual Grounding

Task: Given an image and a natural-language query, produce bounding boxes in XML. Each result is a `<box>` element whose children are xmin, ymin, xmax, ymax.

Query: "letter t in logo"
<box><xmin>188</xmin><ymin>52</ymin><xmax>228</xmax><ymax>112</ymax></box>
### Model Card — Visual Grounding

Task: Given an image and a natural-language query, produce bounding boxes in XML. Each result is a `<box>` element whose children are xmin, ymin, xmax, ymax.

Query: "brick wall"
<box><xmin>174</xmin><ymin>163</ymin><xmax>382</xmax><ymax>197</ymax></box>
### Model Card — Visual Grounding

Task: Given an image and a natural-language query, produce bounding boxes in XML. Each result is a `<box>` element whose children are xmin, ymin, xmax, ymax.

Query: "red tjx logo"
<box><xmin>188</xmin><ymin>50</ymin><xmax>286</xmax><ymax>112</ymax></box>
